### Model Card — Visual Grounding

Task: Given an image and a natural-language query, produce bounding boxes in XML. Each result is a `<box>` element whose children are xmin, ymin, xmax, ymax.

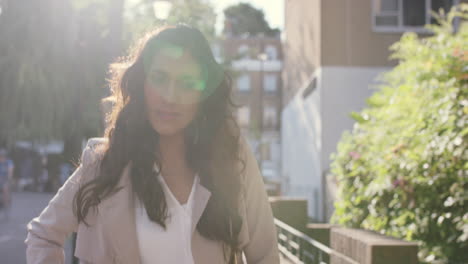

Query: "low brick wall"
<box><xmin>269</xmin><ymin>197</ymin><xmax>308</xmax><ymax>232</ymax></box>
<box><xmin>330</xmin><ymin>228</ymin><xmax>418</xmax><ymax>264</ymax></box>
<box><xmin>270</xmin><ymin>198</ymin><xmax>419</xmax><ymax>264</ymax></box>
<box><xmin>305</xmin><ymin>223</ymin><xmax>335</xmax><ymax>247</ymax></box>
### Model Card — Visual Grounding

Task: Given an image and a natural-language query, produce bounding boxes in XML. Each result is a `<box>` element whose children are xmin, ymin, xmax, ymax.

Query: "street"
<box><xmin>0</xmin><ymin>192</ymin><xmax>74</xmax><ymax>264</ymax></box>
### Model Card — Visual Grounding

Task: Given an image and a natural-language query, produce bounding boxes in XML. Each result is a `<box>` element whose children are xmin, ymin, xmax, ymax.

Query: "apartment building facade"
<box><xmin>281</xmin><ymin>0</ymin><xmax>463</xmax><ymax>221</ymax></box>
<box><xmin>219</xmin><ymin>34</ymin><xmax>283</xmax><ymax>183</ymax></box>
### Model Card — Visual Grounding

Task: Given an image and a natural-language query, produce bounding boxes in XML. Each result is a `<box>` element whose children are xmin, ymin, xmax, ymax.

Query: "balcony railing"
<box><xmin>275</xmin><ymin>219</ymin><xmax>359</xmax><ymax>264</ymax></box>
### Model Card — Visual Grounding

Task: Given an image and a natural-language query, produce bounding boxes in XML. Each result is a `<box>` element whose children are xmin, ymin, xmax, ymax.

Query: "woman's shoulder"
<box><xmin>85</xmin><ymin>137</ymin><xmax>108</xmax><ymax>151</ymax></box>
<box><xmin>72</xmin><ymin>137</ymin><xmax>108</xmax><ymax>184</ymax></box>
<box><xmin>81</xmin><ymin>137</ymin><xmax>108</xmax><ymax>166</ymax></box>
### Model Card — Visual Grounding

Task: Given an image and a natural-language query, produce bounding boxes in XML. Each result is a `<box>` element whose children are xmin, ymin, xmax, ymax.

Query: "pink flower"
<box><xmin>393</xmin><ymin>179</ymin><xmax>407</xmax><ymax>188</ymax></box>
<box><xmin>349</xmin><ymin>151</ymin><xmax>361</xmax><ymax>159</ymax></box>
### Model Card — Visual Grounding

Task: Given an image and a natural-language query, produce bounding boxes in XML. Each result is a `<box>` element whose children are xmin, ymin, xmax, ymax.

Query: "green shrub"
<box><xmin>330</xmin><ymin>5</ymin><xmax>468</xmax><ymax>263</ymax></box>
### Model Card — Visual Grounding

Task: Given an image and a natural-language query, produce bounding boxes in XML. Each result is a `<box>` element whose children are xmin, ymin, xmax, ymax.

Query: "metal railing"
<box><xmin>274</xmin><ymin>219</ymin><xmax>359</xmax><ymax>264</ymax></box>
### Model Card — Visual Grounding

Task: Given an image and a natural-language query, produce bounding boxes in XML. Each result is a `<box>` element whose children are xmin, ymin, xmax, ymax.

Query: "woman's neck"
<box><xmin>157</xmin><ymin>132</ymin><xmax>196</xmax><ymax>202</ymax></box>
<box><xmin>157</xmin><ymin>132</ymin><xmax>192</xmax><ymax>179</ymax></box>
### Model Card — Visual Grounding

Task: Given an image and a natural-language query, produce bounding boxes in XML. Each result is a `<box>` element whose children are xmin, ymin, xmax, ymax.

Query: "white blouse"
<box><xmin>135</xmin><ymin>173</ymin><xmax>199</xmax><ymax>264</ymax></box>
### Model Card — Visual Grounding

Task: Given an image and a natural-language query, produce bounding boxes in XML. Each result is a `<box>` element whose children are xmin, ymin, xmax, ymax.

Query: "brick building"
<box><xmin>218</xmin><ymin>33</ymin><xmax>283</xmax><ymax>183</ymax></box>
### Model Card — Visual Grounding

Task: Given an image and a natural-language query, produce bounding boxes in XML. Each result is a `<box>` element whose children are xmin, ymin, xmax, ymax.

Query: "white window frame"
<box><xmin>371</xmin><ymin>0</ymin><xmax>460</xmax><ymax>33</ymax></box>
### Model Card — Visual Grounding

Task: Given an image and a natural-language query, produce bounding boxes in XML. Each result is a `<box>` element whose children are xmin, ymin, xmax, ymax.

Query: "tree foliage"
<box><xmin>331</xmin><ymin>5</ymin><xmax>468</xmax><ymax>263</ymax></box>
<box><xmin>166</xmin><ymin>0</ymin><xmax>216</xmax><ymax>40</ymax></box>
<box><xmin>0</xmin><ymin>0</ymin><xmax>124</xmax><ymax>160</ymax></box>
<box><xmin>0</xmin><ymin>0</ymin><xmax>218</xmax><ymax>160</ymax></box>
<box><xmin>123</xmin><ymin>0</ymin><xmax>217</xmax><ymax>45</ymax></box>
<box><xmin>223</xmin><ymin>2</ymin><xmax>279</xmax><ymax>37</ymax></box>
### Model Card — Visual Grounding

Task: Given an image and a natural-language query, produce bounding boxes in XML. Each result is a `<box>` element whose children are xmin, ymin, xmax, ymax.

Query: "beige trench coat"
<box><xmin>25</xmin><ymin>138</ymin><xmax>280</xmax><ymax>264</ymax></box>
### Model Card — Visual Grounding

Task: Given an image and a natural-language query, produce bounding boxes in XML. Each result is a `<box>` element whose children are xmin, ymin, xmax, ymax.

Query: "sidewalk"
<box><xmin>0</xmin><ymin>191</ymin><xmax>74</xmax><ymax>264</ymax></box>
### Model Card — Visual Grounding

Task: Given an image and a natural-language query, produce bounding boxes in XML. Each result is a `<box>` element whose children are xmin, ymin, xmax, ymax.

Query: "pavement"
<box><xmin>0</xmin><ymin>191</ymin><xmax>74</xmax><ymax>264</ymax></box>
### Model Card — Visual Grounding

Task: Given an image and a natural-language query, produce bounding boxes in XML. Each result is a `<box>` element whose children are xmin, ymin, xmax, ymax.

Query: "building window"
<box><xmin>263</xmin><ymin>106</ymin><xmax>277</xmax><ymax>127</ymax></box>
<box><xmin>237</xmin><ymin>44</ymin><xmax>249</xmax><ymax>59</ymax></box>
<box><xmin>372</xmin><ymin>0</ymin><xmax>458</xmax><ymax>31</ymax></box>
<box><xmin>263</xmin><ymin>74</ymin><xmax>277</xmax><ymax>92</ymax></box>
<box><xmin>265</xmin><ymin>45</ymin><xmax>278</xmax><ymax>60</ymax></box>
<box><xmin>237</xmin><ymin>74</ymin><xmax>250</xmax><ymax>91</ymax></box>
<box><xmin>374</xmin><ymin>0</ymin><xmax>400</xmax><ymax>27</ymax></box>
<box><xmin>237</xmin><ymin>106</ymin><xmax>250</xmax><ymax>126</ymax></box>
<box><xmin>430</xmin><ymin>0</ymin><xmax>457</xmax><ymax>24</ymax></box>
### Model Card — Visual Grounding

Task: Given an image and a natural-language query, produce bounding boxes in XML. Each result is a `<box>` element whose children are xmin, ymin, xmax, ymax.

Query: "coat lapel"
<box><xmin>153</xmin><ymin>163</ymin><xmax>212</xmax><ymax>233</ymax></box>
<box><xmin>100</xmin><ymin>163</ymin><xmax>212</xmax><ymax>263</ymax></box>
<box><xmin>191</xmin><ymin>181</ymin><xmax>212</xmax><ymax>233</ymax></box>
<box><xmin>100</xmin><ymin>164</ymin><xmax>141</xmax><ymax>264</ymax></box>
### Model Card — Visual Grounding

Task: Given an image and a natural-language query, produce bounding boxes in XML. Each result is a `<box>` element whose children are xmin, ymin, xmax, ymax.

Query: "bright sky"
<box><xmin>125</xmin><ymin>0</ymin><xmax>284</xmax><ymax>34</ymax></box>
<box><xmin>210</xmin><ymin>0</ymin><xmax>285</xmax><ymax>34</ymax></box>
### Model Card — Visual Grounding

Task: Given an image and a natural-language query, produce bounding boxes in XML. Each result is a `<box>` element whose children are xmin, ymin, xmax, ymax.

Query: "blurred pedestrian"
<box><xmin>0</xmin><ymin>148</ymin><xmax>14</xmax><ymax>215</ymax></box>
<box><xmin>38</xmin><ymin>154</ymin><xmax>49</xmax><ymax>192</ymax></box>
<box><xmin>25</xmin><ymin>25</ymin><xmax>279</xmax><ymax>264</ymax></box>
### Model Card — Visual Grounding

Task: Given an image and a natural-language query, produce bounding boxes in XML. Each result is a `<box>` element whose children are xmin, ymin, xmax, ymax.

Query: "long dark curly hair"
<box><xmin>73</xmin><ymin>25</ymin><xmax>245</xmax><ymax>263</ymax></box>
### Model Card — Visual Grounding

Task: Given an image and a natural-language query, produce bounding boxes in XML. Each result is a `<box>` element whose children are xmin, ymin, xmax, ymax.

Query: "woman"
<box><xmin>25</xmin><ymin>25</ymin><xmax>279</xmax><ymax>264</ymax></box>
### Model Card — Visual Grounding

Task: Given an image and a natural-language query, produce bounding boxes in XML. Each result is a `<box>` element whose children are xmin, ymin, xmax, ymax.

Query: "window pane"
<box><xmin>263</xmin><ymin>74</ymin><xmax>277</xmax><ymax>92</ymax></box>
<box><xmin>265</xmin><ymin>45</ymin><xmax>278</xmax><ymax>60</ymax></box>
<box><xmin>376</xmin><ymin>0</ymin><xmax>399</xmax><ymax>12</ymax></box>
<box><xmin>431</xmin><ymin>0</ymin><xmax>453</xmax><ymax>12</ymax></box>
<box><xmin>375</xmin><ymin>15</ymin><xmax>399</xmax><ymax>26</ymax></box>
<box><xmin>238</xmin><ymin>45</ymin><xmax>249</xmax><ymax>59</ymax></box>
<box><xmin>403</xmin><ymin>0</ymin><xmax>426</xmax><ymax>26</ymax></box>
<box><xmin>431</xmin><ymin>0</ymin><xmax>454</xmax><ymax>24</ymax></box>
<box><xmin>237</xmin><ymin>74</ymin><xmax>250</xmax><ymax>91</ymax></box>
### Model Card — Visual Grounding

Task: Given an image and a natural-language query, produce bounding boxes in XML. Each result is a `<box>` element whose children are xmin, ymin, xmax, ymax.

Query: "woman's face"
<box><xmin>144</xmin><ymin>46</ymin><xmax>204</xmax><ymax>136</ymax></box>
